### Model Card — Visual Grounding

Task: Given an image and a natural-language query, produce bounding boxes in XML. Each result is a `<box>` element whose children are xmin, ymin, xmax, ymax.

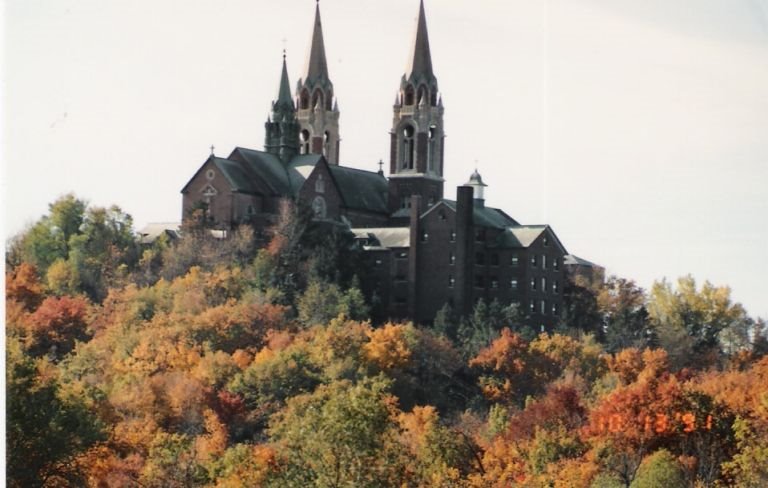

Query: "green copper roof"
<box><xmin>329</xmin><ymin>165</ymin><xmax>389</xmax><ymax>213</ymax></box>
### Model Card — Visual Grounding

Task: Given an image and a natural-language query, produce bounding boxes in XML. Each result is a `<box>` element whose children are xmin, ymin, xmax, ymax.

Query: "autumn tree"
<box><xmin>648</xmin><ymin>276</ymin><xmax>754</xmax><ymax>369</ymax></box>
<box><xmin>598</xmin><ymin>277</ymin><xmax>654</xmax><ymax>353</ymax></box>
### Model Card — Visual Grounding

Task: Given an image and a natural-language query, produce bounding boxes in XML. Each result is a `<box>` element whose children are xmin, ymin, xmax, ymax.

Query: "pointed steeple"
<box><xmin>295</xmin><ymin>1</ymin><xmax>340</xmax><ymax>164</ymax></box>
<box><xmin>275</xmin><ymin>52</ymin><xmax>295</xmax><ymax>114</ymax></box>
<box><xmin>304</xmin><ymin>1</ymin><xmax>329</xmax><ymax>85</ymax></box>
<box><xmin>406</xmin><ymin>0</ymin><xmax>434</xmax><ymax>83</ymax></box>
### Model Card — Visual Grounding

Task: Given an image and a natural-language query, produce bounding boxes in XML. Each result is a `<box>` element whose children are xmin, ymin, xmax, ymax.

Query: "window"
<box><xmin>375</xmin><ymin>259</ymin><xmax>383</xmax><ymax>266</ymax></box>
<box><xmin>323</xmin><ymin>131</ymin><xmax>331</xmax><ymax>157</ymax></box>
<box><xmin>490</xmin><ymin>278</ymin><xmax>499</xmax><ymax>289</ymax></box>
<box><xmin>531</xmin><ymin>255</ymin><xmax>538</xmax><ymax>267</ymax></box>
<box><xmin>401</xmin><ymin>125</ymin><xmax>415</xmax><ymax>170</ymax></box>
<box><xmin>450</xmin><ymin>230</ymin><xmax>456</xmax><ymax>242</ymax></box>
<box><xmin>490</xmin><ymin>253</ymin><xmax>499</xmax><ymax>266</ymax></box>
<box><xmin>530</xmin><ymin>278</ymin><xmax>536</xmax><ymax>291</ymax></box>
<box><xmin>541</xmin><ymin>277</ymin><xmax>547</xmax><ymax>293</ymax></box>
<box><xmin>300</xmin><ymin>129</ymin><xmax>311</xmax><ymax>154</ymax></box>
<box><xmin>396</xmin><ymin>251</ymin><xmax>408</xmax><ymax>259</ymax></box>
<box><xmin>552</xmin><ymin>302</ymin><xmax>559</xmax><ymax>315</ymax></box>
<box><xmin>206</xmin><ymin>169</ymin><xmax>215</xmax><ymax>180</ymax></box>
<box><xmin>540</xmin><ymin>300</ymin><xmax>546</xmax><ymax>314</ymax></box>
<box><xmin>553</xmin><ymin>258</ymin><xmax>559</xmax><ymax>271</ymax></box>
<box><xmin>428</xmin><ymin>125</ymin><xmax>437</xmax><ymax>173</ymax></box>
<box><xmin>552</xmin><ymin>281</ymin><xmax>559</xmax><ymax>294</ymax></box>
<box><xmin>475</xmin><ymin>228</ymin><xmax>486</xmax><ymax>242</ymax></box>
<box><xmin>510</xmin><ymin>279</ymin><xmax>518</xmax><ymax>290</ymax></box>
<box><xmin>542</xmin><ymin>255</ymin><xmax>547</xmax><ymax>269</ymax></box>
<box><xmin>395</xmin><ymin>274</ymin><xmax>407</xmax><ymax>282</ymax></box>
<box><xmin>529</xmin><ymin>300</ymin><xmax>535</xmax><ymax>312</ymax></box>
<box><xmin>475</xmin><ymin>276</ymin><xmax>485</xmax><ymax>288</ymax></box>
<box><xmin>246</xmin><ymin>204</ymin><xmax>255</xmax><ymax>216</ymax></box>
<box><xmin>449</xmin><ymin>252</ymin><xmax>455</xmax><ymax>265</ymax></box>
<box><xmin>421</xmin><ymin>231</ymin><xmax>428</xmax><ymax>243</ymax></box>
<box><xmin>448</xmin><ymin>275</ymin><xmax>455</xmax><ymax>288</ymax></box>
<box><xmin>438</xmin><ymin>210</ymin><xmax>446</xmax><ymax>220</ymax></box>
<box><xmin>315</xmin><ymin>173</ymin><xmax>325</xmax><ymax>193</ymax></box>
<box><xmin>475</xmin><ymin>252</ymin><xmax>485</xmax><ymax>266</ymax></box>
<box><xmin>543</xmin><ymin>236</ymin><xmax>550</xmax><ymax>247</ymax></box>
<box><xmin>400</xmin><ymin>196</ymin><xmax>411</xmax><ymax>209</ymax></box>
<box><xmin>511</xmin><ymin>254</ymin><xmax>519</xmax><ymax>266</ymax></box>
<box><xmin>311</xmin><ymin>196</ymin><xmax>326</xmax><ymax>219</ymax></box>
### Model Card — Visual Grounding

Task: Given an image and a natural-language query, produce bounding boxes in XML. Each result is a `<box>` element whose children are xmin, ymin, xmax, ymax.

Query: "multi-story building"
<box><xmin>180</xmin><ymin>1</ymin><xmax>599</xmax><ymax>329</ymax></box>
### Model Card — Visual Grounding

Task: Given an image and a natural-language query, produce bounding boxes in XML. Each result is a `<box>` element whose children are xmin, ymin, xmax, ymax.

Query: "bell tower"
<box><xmin>265</xmin><ymin>53</ymin><xmax>300</xmax><ymax>163</ymax></box>
<box><xmin>389</xmin><ymin>0</ymin><xmax>445</xmax><ymax>212</ymax></box>
<box><xmin>296</xmin><ymin>1</ymin><xmax>340</xmax><ymax>164</ymax></box>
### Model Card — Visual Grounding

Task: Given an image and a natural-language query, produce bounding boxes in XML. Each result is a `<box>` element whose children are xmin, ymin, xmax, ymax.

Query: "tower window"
<box><xmin>428</xmin><ymin>125</ymin><xmax>437</xmax><ymax>173</ymax></box>
<box><xmin>300</xmin><ymin>89</ymin><xmax>310</xmax><ymax>110</ymax></box>
<box><xmin>401</xmin><ymin>125</ymin><xmax>415</xmax><ymax>170</ymax></box>
<box><xmin>323</xmin><ymin>131</ymin><xmax>331</xmax><ymax>157</ymax></box>
<box><xmin>404</xmin><ymin>85</ymin><xmax>415</xmax><ymax>106</ymax></box>
<box><xmin>312</xmin><ymin>90</ymin><xmax>324</xmax><ymax>109</ymax></box>
<box><xmin>300</xmin><ymin>129</ymin><xmax>311</xmax><ymax>154</ymax></box>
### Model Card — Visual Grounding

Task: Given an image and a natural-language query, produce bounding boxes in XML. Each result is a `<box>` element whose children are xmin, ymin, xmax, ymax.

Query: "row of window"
<box><xmin>530</xmin><ymin>300</ymin><xmax>559</xmax><ymax>316</ymax></box>
<box><xmin>446</xmin><ymin>275</ymin><xmax>559</xmax><ymax>294</ymax></box>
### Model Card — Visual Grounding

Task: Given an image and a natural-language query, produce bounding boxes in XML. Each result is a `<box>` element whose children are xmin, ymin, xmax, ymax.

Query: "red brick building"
<box><xmin>181</xmin><ymin>1</ymin><xmax>599</xmax><ymax>329</ymax></box>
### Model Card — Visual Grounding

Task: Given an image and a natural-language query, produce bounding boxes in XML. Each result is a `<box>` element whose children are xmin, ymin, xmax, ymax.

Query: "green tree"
<box><xmin>598</xmin><ymin>277</ymin><xmax>653</xmax><ymax>353</ymax></box>
<box><xmin>6</xmin><ymin>338</ymin><xmax>104</xmax><ymax>487</ymax></box>
<box><xmin>267</xmin><ymin>376</ymin><xmax>404</xmax><ymax>487</ymax></box>
<box><xmin>629</xmin><ymin>449</ymin><xmax>685</xmax><ymax>488</ymax></box>
<box><xmin>648</xmin><ymin>276</ymin><xmax>753</xmax><ymax>368</ymax></box>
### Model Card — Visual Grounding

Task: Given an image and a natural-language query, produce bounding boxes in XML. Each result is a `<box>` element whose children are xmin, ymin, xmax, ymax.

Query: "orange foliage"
<box><xmin>6</xmin><ymin>262</ymin><xmax>44</xmax><ymax>310</ymax></box>
<box><xmin>364</xmin><ymin>322</ymin><xmax>413</xmax><ymax>371</ymax></box>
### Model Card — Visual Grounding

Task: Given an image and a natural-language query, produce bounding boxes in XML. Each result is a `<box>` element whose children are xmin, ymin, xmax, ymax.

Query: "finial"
<box><xmin>378</xmin><ymin>159</ymin><xmax>384</xmax><ymax>175</ymax></box>
<box><xmin>210</xmin><ymin>145</ymin><xmax>215</xmax><ymax>156</ymax></box>
<box><xmin>281</xmin><ymin>38</ymin><xmax>287</xmax><ymax>59</ymax></box>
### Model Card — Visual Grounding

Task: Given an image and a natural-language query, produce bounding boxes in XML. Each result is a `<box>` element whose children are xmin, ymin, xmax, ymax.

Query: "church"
<box><xmin>181</xmin><ymin>1</ymin><xmax>600</xmax><ymax>328</ymax></box>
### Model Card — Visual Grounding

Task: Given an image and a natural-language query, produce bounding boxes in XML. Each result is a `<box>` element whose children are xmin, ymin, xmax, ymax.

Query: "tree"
<box><xmin>598</xmin><ymin>277</ymin><xmax>653</xmax><ymax>353</ymax></box>
<box><xmin>6</xmin><ymin>338</ymin><xmax>104</xmax><ymax>487</ymax></box>
<box><xmin>629</xmin><ymin>449</ymin><xmax>686</xmax><ymax>488</ymax></box>
<box><xmin>648</xmin><ymin>276</ymin><xmax>754</xmax><ymax>369</ymax></box>
<box><xmin>267</xmin><ymin>376</ymin><xmax>404</xmax><ymax>487</ymax></box>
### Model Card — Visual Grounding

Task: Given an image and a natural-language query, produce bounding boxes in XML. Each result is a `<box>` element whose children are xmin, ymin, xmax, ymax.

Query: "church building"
<box><xmin>181</xmin><ymin>1</ymin><xmax>598</xmax><ymax>329</ymax></box>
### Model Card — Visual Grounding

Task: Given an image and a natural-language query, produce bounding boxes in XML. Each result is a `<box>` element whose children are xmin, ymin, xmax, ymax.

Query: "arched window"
<box><xmin>417</xmin><ymin>85</ymin><xmax>428</xmax><ymax>105</ymax></box>
<box><xmin>312</xmin><ymin>196</ymin><xmax>327</xmax><ymax>219</ymax></box>
<box><xmin>323</xmin><ymin>131</ymin><xmax>331</xmax><ymax>157</ymax></box>
<box><xmin>312</xmin><ymin>90</ymin><xmax>324</xmax><ymax>110</ymax></box>
<box><xmin>300</xmin><ymin>129</ymin><xmax>310</xmax><ymax>154</ymax></box>
<box><xmin>401</xmin><ymin>125</ymin><xmax>415</xmax><ymax>170</ymax></box>
<box><xmin>428</xmin><ymin>125</ymin><xmax>437</xmax><ymax>173</ymax></box>
<box><xmin>404</xmin><ymin>85</ymin><xmax>415</xmax><ymax>106</ymax></box>
<box><xmin>315</xmin><ymin>174</ymin><xmax>325</xmax><ymax>193</ymax></box>
<box><xmin>300</xmin><ymin>89</ymin><xmax>310</xmax><ymax>110</ymax></box>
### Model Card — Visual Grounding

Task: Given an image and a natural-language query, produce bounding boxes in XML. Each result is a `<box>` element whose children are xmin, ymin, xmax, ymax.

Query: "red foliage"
<box><xmin>6</xmin><ymin>263</ymin><xmax>44</xmax><ymax>310</ymax></box>
<box><xmin>27</xmin><ymin>295</ymin><xmax>90</xmax><ymax>356</ymax></box>
<box><xmin>506</xmin><ymin>385</ymin><xmax>587</xmax><ymax>440</ymax></box>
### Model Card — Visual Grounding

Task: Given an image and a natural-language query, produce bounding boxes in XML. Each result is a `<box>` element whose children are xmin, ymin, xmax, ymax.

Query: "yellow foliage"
<box><xmin>364</xmin><ymin>322</ymin><xmax>413</xmax><ymax>371</ymax></box>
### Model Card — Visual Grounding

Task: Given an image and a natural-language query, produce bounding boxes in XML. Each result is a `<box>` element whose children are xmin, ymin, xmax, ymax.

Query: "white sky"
<box><xmin>3</xmin><ymin>0</ymin><xmax>768</xmax><ymax>319</ymax></box>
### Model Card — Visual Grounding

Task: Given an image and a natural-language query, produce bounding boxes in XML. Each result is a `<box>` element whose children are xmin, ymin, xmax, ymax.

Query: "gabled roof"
<box><xmin>497</xmin><ymin>226</ymin><xmax>547</xmax><ymax>248</ymax></box>
<box><xmin>495</xmin><ymin>225</ymin><xmax>568</xmax><ymax>253</ymax></box>
<box><xmin>328</xmin><ymin>165</ymin><xmax>389</xmax><ymax>213</ymax></box>
<box><xmin>230</xmin><ymin>147</ymin><xmax>294</xmax><ymax>195</ymax></box>
<box><xmin>439</xmin><ymin>200</ymin><xmax>519</xmax><ymax>228</ymax></box>
<box><xmin>138</xmin><ymin>222</ymin><xmax>181</xmax><ymax>244</ymax></box>
<box><xmin>352</xmin><ymin>227</ymin><xmax>410</xmax><ymax>249</ymax></box>
<box><xmin>564</xmin><ymin>254</ymin><xmax>600</xmax><ymax>267</ymax></box>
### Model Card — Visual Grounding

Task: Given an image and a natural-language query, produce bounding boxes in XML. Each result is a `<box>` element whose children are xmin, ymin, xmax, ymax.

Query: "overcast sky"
<box><xmin>3</xmin><ymin>0</ymin><xmax>768</xmax><ymax>319</ymax></box>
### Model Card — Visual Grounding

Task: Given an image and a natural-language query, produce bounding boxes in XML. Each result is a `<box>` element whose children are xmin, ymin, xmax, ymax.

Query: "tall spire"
<box><xmin>275</xmin><ymin>52</ymin><xmax>294</xmax><ymax>113</ymax></box>
<box><xmin>406</xmin><ymin>0</ymin><xmax>434</xmax><ymax>83</ymax></box>
<box><xmin>304</xmin><ymin>1</ymin><xmax>329</xmax><ymax>85</ymax></box>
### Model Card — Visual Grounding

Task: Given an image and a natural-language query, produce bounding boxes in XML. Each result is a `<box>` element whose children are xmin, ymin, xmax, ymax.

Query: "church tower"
<box><xmin>265</xmin><ymin>54</ymin><xmax>300</xmax><ymax>163</ymax></box>
<box><xmin>389</xmin><ymin>0</ymin><xmax>445</xmax><ymax>212</ymax></box>
<box><xmin>296</xmin><ymin>2</ymin><xmax>340</xmax><ymax>164</ymax></box>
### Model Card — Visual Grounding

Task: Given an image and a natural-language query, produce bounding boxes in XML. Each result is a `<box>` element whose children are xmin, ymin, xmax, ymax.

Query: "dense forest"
<box><xmin>6</xmin><ymin>194</ymin><xmax>768</xmax><ymax>487</ymax></box>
